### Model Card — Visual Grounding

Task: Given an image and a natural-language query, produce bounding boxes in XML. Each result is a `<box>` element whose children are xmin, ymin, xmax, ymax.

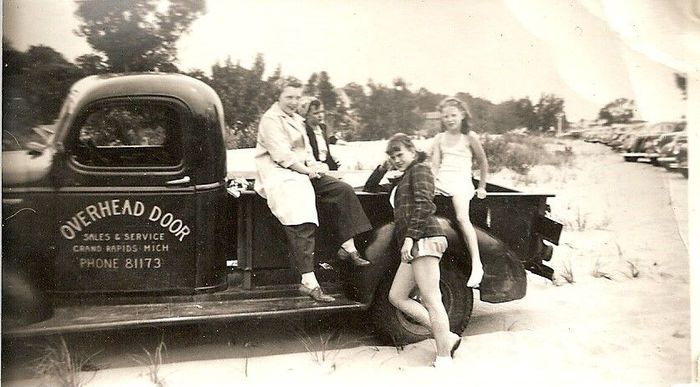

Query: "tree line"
<box><xmin>3</xmin><ymin>0</ymin><xmax>571</xmax><ymax>150</ymax></box>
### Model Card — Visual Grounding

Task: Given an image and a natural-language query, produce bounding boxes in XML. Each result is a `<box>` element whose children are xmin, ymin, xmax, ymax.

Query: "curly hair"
<box><xmin>273</xmin><ymin>76</ymin><xmax>303</xmax><ymax>95</ymax></box>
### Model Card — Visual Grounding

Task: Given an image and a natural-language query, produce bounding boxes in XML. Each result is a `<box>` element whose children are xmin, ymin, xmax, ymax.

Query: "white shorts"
<box><xmin>411</xmin><ymin>236</ymin><xmax>448</xmax><ymax>259</ymax></box>
<box><xmin>435</xmin><ymin>171</ymin><xmax>475</xmax><ymax>198</ymax></box>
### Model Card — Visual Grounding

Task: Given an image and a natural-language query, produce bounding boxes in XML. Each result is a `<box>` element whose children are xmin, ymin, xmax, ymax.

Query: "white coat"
<box><xmin>254</xmin><ymin>102</ymin><xmax>318</xmax><ymax>226</ymax></box>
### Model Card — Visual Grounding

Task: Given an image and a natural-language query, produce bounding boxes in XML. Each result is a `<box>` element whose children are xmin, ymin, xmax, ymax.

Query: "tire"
<box><xmin>681</xmin><ymin>169</ymin><xmax>688</xmax><ymax>179</ymax></box>
<box><xmin>369</xmin><ymin>259</ymin><xmax>473</xmax><ymax>346</ymax></box>
<box><xmin>624</xmin><ymin>156</ymin><xmax>638</xmax><ymax>162</ymax></box>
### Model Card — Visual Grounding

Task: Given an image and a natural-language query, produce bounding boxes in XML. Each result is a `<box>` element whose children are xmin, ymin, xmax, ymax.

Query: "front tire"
<box><xmin>369</xmin><ymin>259</ymin><xmax>473</xmax><ymax>346</ymax></box>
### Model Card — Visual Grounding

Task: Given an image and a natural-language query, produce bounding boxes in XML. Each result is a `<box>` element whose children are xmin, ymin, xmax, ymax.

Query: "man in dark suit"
<box><xmin>299</xmin><ymin>98</ymin><xmax>340</xmax><ymax>171</ymax></box>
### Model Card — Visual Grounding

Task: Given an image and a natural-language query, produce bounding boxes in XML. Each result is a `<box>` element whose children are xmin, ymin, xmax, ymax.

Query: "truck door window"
<box><xmin>72</xmin><ymin>102</ymin><xmax>183</xmax><ymax>167</ymax></box>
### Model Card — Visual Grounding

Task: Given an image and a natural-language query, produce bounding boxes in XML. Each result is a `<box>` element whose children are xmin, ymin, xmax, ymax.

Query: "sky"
<box><xmin>3</xmin><ymin>0</ymin><xmax>697</xmax><ymax>122</ymax></box>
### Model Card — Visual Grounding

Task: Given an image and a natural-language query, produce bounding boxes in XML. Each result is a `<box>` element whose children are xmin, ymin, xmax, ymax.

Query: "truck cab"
<box><xmin>2</xmin><ymin>73</ymin><xmax>561</xmax><ymax>344</ymax></box>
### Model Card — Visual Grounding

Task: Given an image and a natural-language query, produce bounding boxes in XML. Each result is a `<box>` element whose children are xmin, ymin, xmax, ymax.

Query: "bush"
<box><xmin>225</xmin><ymin>124</ymin><xmax>258</xmax><ymax>149</ymax></box>
<box><xmin>481</xmin><ymin>133</ymin><xmax>571</xmax><ymax>174</ymax></box>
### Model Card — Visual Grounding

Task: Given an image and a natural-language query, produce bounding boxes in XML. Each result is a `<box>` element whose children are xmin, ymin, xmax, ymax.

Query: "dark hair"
<box><xmin>385</xmin><ymin>133</ymin><xmax>427</xmax><ymax>162</ymax></box>
<box><xmin>438</xmin><ymin>97</ymin><xmax>471</xmax><ymax>134</ymax></box>
<box><xmin>306</xmin><ymin>98</ymin><xmax>322</xmax><ymax>116</ymax></box>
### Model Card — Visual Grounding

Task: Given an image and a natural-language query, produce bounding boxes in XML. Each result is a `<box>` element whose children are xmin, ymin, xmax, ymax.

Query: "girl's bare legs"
<box><xmin>411</xmin><ymin>256</ymin><xmax>459</xmax><ymax>357</ymax></box>
<box><xmin>388</xmin><ymin>261</ymin><xmax>430</xmax><ymax>327</ymax></box>
<box><xmin>389</xmin><ymin>258</ymin><xmax>460</xmax><ymax>358</ymax></box>
<box><xmin>452</xmin><ymin>193</ymin><xmax>484</xmax><ymax>287</ymax></box>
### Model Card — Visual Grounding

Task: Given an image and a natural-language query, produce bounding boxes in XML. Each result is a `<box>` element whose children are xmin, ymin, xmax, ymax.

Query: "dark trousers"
<box><xmin>283</xmin><ymin>175</ymin><xmax>372</xmax><ymax>275</ymax></box>
<box><xmin>311</xmin><ymin>175</ymin><xmax>372</xmax><ymax>243</ymax></box>
<box><xmin>283</xmin><ymin>223</ymin><xmax>316</xmax><ymax>274</ymax></box>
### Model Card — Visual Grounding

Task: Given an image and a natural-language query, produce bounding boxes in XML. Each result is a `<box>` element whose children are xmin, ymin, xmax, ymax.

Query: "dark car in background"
<box><xmin>622</xmin><ymin>121</ymin><xmax>685</xmax><ymax>162</ymax></box>
<box><xmin>671</xmin><ymin>135</ymin><xmax>689</xmax><ymax>178</ymax></box>
<box><xmin>656</xmin><ymin>132</ymin><xmax>687</xmax><ymax>170</ymax></box>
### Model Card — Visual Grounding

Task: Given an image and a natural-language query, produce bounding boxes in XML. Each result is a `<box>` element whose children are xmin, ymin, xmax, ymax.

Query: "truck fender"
<box><xmin>354</xmin><ymin>216</ymin><xmax>527</xmax><ymax>305</ymax></box>
<box><xmin>437</xmin><ymin>217</ymin><xmax>527</xmax><ymax>304</ymax></box>
<box><xmin>2</xmin><ymin>269</ymin><xmax>53</xmax><ymax>328</ymax></box>
<box><xmin>351</xmin><ymin>222</ymin><xmax>398</xmax><ymax>304</ymax></box>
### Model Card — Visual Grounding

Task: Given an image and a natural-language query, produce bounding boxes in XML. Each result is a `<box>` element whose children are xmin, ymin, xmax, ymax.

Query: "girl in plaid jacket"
<box><xmin>380</xmin><ymin>133</ymin><xmax>462</xmax><ymax>368</ymax></box>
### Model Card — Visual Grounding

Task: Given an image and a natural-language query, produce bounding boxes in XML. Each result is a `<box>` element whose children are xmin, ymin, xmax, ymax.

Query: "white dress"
<box><xmin>434</xmin><ymin>132</ymin><xmax>475</xmax><ymax>197</ymax></box>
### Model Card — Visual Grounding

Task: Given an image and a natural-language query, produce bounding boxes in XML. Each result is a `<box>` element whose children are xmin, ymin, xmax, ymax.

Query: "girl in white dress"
<box><xmin>431</xmin><ymin>97</ymin><xmax>489</xmax><ymax>288</ymax></box>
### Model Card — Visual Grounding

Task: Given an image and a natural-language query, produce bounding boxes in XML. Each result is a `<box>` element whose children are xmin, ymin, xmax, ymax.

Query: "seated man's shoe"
<box><xmin>338</xmin><ymin>248</ymin><xmax>371</xmax><ymax>266</ymax></box>
<box><xmin>298</xmin><ymin>284</ymin><xmax>336</xmax><ymax>302</ymax></box>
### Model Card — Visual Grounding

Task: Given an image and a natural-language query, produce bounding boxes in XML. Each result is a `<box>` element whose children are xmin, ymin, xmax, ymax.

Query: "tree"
<box><xmin>305</xmin><ymin>73</ymin><xmax>319</xmax><ymax>96</ymax></box>
<box><xmin>598</xmin><ymin>98</ymin><xmax>635</xmax><ymax>125</ymax></box>
<box><xmin>414</xmin><ymin>87</ymin><xmax>445</xmax><ymax>112</ymax></box>
<box><xmin>2</xmin><ymin>42</ymin><xmax>84</xmax><ymax>149</ymax></box>
<box><xmin>3</xmin><ymin>40</ymin><xmax>33</xmax><ymax>141</ymax></box>
<box><xmin>184</xmin><ymin>69</ymin><xmax>211</xmax><ymax>84</ymax></box>
<box><xmin>456</xmin><ymin>93</ymin><xmax>494</xmax><ymax>133</ymax></box>
<box><xmin>340</xmin><ymin>82</ymin><xmax>368</xmax><ymax>140</ymax></box>
<box><xmin>535</xmin><ymin>94</ymin><xmax>565</xmax><ymax>132</ymax></box>
<box><xmin>490</xmin><ymin>98</ymin><xmax>537</xmax><ymax>134</ymax></box>
<box><xmin>317</xmin><ymin>71</ymin><xmax>338</xmax><ymax>112</ymax></box>
<box><xmin>76</xmin><ymin>54</ymin><xmax>109</xmax><ymax>75</ymax></box>
<box><xmin>356</xmin><ymin>78</ymin><xmax>422</xmax><ymax>139</ymax></box>
<box><xmin>74</xmin><ymin>0</ymin><xmax>205</xmax><ymax>72</ymax></box>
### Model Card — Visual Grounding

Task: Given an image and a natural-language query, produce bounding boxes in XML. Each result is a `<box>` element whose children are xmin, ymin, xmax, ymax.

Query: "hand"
<box><xmin>382</xmin><ymin>157</ymin><xmax>396</xmax><ymax>170</ymax></box>
<box><xmin>308</xmin><ymin>170</ymin><xmax>322</xmax><ymax>179</ymax></box>
<box><xmin>400</xmin><ymin>238</ymin><xmax>414</xmax><ymax>263</ymax></box>
<box><xmin>317</xmin><ymin>163</ymin><xmax>330</xmax><ymax>173</ymax></box>
<box><xmin>309</xmin><ymin>162</ymin><xmax>328</xmax><ymax>175</ymax></box>
<box><xmin>476</xmin><ymin>187</ymin><xmax>487</xmax><ymax>199</ymax></box>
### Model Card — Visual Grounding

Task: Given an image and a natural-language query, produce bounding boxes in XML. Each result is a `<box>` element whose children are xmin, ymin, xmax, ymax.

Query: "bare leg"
<box><xmin>452</xmin><ymin>194</ymin><xmax>484</xmax><ymax>287</ymax></box>
<box><xmin>388</xmin><ymin>262</ymin><xmax>431</xmax><ymax>327</ymax></box>
<box><xmin>411</xmin><ymin>256</ymin><xmax>459</xmax><ymax>357</ymax></box>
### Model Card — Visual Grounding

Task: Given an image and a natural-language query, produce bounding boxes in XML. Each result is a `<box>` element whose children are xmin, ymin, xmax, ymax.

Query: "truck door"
<box><xmin>53</xmin><ymin>98</ymin><xmax>198</xmax><ymax>294</ymax></box>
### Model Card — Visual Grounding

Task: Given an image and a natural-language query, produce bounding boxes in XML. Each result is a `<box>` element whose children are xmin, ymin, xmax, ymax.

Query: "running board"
<box><xmin>3</xmin><ymin>286</ymin><xmax>367</xmax><ymax>338</ymax></box>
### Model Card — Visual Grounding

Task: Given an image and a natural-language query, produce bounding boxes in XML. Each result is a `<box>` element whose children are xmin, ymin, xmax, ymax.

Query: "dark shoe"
<box><xmin>298</xmin><ymin>284</ymin><xmax>335</xmax><ymax>302</ymax></box>
<box><xmin>338</xmin><ymin>248</ymin><xmax>371</xmax><ymax>266</ymax></box>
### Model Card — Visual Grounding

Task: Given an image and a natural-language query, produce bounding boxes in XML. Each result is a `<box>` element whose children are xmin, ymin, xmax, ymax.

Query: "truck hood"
<box><xmin>2</xmin><ymin>150</ymin><xmax>54</xmax><ymax>186</ymax></box>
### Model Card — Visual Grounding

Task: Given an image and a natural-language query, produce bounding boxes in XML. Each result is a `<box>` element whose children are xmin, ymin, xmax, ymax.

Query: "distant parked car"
<box><xmin>608</xmin><ymin>124</ymin><xmax>645</xmax><ymax>150</ymax></box>
<box><xmin>671</xmin><ymin>136</ymin><xmax>688</xmax><ymax>178</ymax></box>
<box><xmin>622</xmin><ymin>121</ymin><xmax>685</xmax><ymax>162</ymax></box>
<box><xmin>656</xmin><ymin>132</ymin><xmax>686</xmax><ymax>169</ymax></box>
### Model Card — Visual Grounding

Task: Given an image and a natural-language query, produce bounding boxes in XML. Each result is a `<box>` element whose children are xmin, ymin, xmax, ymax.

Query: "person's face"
<box><xmin>441</xmin><ymin>105</ymin><xmax>464</xmax><ymax>132</ymax></box>
<box><xmin>279</xmin><ymin>86</ymin><xmax>302</xmax><ymax>115</ymax></box>
<box><xmin>306</xmin><ymin>104</ymin><xmax>325</xmax><ymax>126</ymax></box>
<box><xmin>388</xmin><ymin>144</ymin><xmax>417</xmax><ymax>172</ymax></box>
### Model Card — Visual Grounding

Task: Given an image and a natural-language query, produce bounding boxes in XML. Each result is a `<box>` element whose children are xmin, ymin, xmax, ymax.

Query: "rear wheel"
<box><xmin>369</xmin><ymin>259</ymin><xmax>473</xmax><ymax>345</ymax></box>
<box><xmin>680</xmin><ymin>169</ymin><xmax>688</xmax><ymax>179</ymax></box>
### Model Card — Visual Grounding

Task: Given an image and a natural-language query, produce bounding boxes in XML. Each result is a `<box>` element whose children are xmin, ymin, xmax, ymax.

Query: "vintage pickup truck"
<box><xmin>2</xmin><ymin>73</ymin><xmax>562</xmax><ymax>344</ymax></box>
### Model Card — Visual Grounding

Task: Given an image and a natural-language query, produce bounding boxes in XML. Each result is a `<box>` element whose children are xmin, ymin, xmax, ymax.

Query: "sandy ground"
<box><xmin>3</xmin><ymin>140</ymin><xmax>692</xmax><ymax>386</ymax></box>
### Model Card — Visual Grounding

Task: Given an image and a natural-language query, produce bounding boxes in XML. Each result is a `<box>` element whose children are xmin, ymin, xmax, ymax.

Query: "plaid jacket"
<box><xmin>392</xmin><ymin>161</ymin><xmax>445</xmax><ymax>242</ymax></box>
